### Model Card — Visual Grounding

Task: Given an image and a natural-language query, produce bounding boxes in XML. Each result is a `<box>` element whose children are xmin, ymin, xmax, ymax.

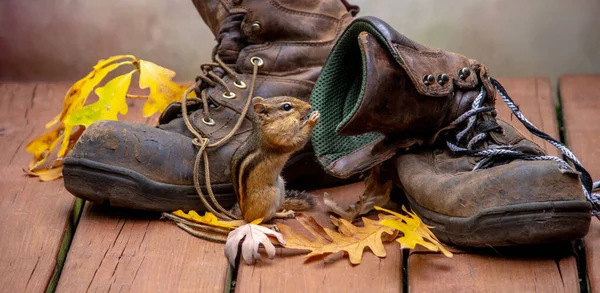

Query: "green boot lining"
<box><xmin>309</xmin><ymin>21</ymin><xmax>394</xmax><ymax>172</ymax></box>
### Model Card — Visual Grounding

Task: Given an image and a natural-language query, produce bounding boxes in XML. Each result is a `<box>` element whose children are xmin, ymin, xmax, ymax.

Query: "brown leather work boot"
<box><xmin>310</xmin><ymin>16</ymin><xmax>600</xmax><ymax>246</ymax></box>
<box><xmin>62</xmin><ymin>0</ymin><xmax>358</xmax><ymax>212</ymax></box>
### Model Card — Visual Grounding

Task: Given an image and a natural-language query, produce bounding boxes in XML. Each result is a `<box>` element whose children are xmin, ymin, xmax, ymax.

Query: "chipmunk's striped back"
<box><xmin>229</xmin><ymin>96</ymin><xmax>320</xmax><ymax>222</ymax></box>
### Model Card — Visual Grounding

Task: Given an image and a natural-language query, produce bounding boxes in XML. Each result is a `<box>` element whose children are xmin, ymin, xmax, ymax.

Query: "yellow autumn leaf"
<box><xmin>138</xmin><ymin>60</ymin><xmax>192</xmax><ymax>117</ymax></box>
<box><xmin>172</xmin><ymin>210</ymin><xmax>246</xmax><ymax>229</ymax></box>
<box><xmin>64</xmin><ymin>71</ymin><xmax>134</xmax><ymax>128</ymax></box>
<box><xmin>277</xmin><ymin>214</ymin><xmax>398</xmax><ymax>264</ymax></box>
<box><xmin>26</xmin><ymin>129</ymin><xmax>64</xmax><ymax>171</ymax></box>
<box><xmin>26</xmin><ymin>54</ymin><xmax>191</xmax><ymax>181</ymax></box>
<box><xmin>26</xmin><ymin>166</ymin><xmax>63</xmax><ymax>181</ymax></box>
<box><xmin>46</xmin><ymin>55</ymin><xmax>136</xmax><ymax>129</ymax></box>
<box><xmin>375</xmin><ymin>206</ymin><xmax>453</xmax><ymax>258</ymax></box>
<box><xmin>25</xmin><ymin>125</ymin><xmax>64</xmax><ymax>163</ymax></box>
<box><xmin>27</xmin><ymin>59</ymin><xmax>133</xmax><ymax>172</ymax></box>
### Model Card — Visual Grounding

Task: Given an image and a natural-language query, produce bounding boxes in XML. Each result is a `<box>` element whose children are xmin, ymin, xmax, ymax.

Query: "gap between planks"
<box><xmin>55</xmin><ymin>96</ymin><xmax>232</xmax><ymax>293</ymax></box>
<box><xmin>0</xmin><ymin>82</ymin><xmax>77</xmax><ymax>292</ymax></box>
<box><xmin>407</xmin><ymin>77</ymin><xmax>580</xmax><ymax>293</ymax></box>
<box><xmin>235</xmin><ymin>182</ymin><xmax>403</xmax><ymax>293</ymax></box>
<box><xmin>559</xmin><ymin>74</ymin><xmax>600</xmax><ymax>293</ymax></box>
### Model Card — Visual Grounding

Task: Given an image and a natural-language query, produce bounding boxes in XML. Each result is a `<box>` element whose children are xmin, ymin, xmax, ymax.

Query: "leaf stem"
<box><xmin>161</xmin><ymin>212</ymin><xmax>231</xmax><ymax>235</ymax></box>
<box><xmin>175</xmin><ymin>222</ymin><xmax>227</xmax><ymax>243</ymax></box>
<box><xmin>125</xmin><ymin>94</ymin><xmax>149</xmax><ymax>99</ymax></box>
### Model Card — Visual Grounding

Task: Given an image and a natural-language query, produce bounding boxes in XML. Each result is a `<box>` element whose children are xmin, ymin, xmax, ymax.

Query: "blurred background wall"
<box><xmin>1</xmin><ymin>0</ymin><xmax>599</xmax><ymax>84</ymax></box>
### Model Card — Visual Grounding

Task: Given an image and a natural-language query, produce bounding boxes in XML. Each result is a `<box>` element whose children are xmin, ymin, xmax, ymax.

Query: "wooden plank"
<box><xmin>494</xmin><ymin>77</ymin><xmax>561</xmax><ymax>157</ymax></box>
<box><xmin>409</xmin><ymin>253</ymin><xmax>578</xmax><ymax>293</ymax></box>
<box><xmin>408</xmin><ymin>77</ymin><xmax>579</xmax><ymax>292</ymax></box>
<box><xmin>56</xmin><ymin>96</ymin><xmax>230</xmax><ymax>292</ymax></box>
<box><xmin>0</xmin><ymin>82</ymin><xmax>76</xmax><ymax>292</ymax></box>
<box><xmin>558</xmin><ymin>74</ymin><xmax>600</xmax><ymax>292</ymax></box>
<box><xmin>235</xmin><ymin>182</ymin><xmax>403</xmax><ymax>293</ymax></box>
<box><xmin>56</xmin><ymin>205</ymin><xmax>230</xmax><ymax>292</ymax></box>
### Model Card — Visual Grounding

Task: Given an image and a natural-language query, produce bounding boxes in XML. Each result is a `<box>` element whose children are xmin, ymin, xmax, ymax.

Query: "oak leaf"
<box><xmin>376</xmin><ymin>206</ymin><xmax>453</xmax><ymax>257</ymax></box>
<box><xmin>138</xmin><ymin>60</ymin><xmax>191</xmax><ymax>117</ymax></box>
<box><xmin>25</xmin><ymin>166</ymin><xmax>64</xmax><ymax>181</ymax></box>
<box><xmin>45</xmin><ymin>55</ymin><xmax>136</xmax><ymax>129</ymax></box>
<box><xmin>224</xmin><ymin>223</ymin><xmax>286</xmax><ymax>266</ymax></box>
<box><xmin>64</xmin><ymin>70</ymin><xmax>134</xmax><ymax>128</ymax></box>
<box><xmin>277</xmin><ymin>214</ymin><xmax>398</xmax><ymax>264</ymax></box>
<box><xmin>25</xmin><ymin>55</ymin><xmax>195</xmax><ymax>181</ymax></box>
<box><xmin>172</xmin><ymin>210</ymin><xmax>246</xmax><ymax>230</ymax></box>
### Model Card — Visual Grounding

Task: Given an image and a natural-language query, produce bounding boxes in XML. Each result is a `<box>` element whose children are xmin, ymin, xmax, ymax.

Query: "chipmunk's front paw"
<box><xmin>306</xmin><ymin>111</ymin><xmax>320</xmax><ymax>127</ymax></box>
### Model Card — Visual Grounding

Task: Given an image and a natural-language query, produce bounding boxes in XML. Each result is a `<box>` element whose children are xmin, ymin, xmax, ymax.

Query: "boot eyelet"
<box><xmin>436</xmin><ymin>73</ymin><xmax>449</xmax><ymax>85</ymax></box>
<box><xmin>423</xmin><ymin>74</ymin><xmax>434</xmax><ymax>86</ymax></box>
<box><xmin>223</xmin><ymin>91</ymin><xmax>236</xmax><ymax>99</ymax></box>
<box><xmin>250</xmin><ymin>21</ymin><xmax>262</xmax><ymax>34</ymax></box>
<box><xmin>458</xmin><ymin>67</ymin><xmax>471</xmax><ymax>80</ymax></box>
<box><xmin>250</xmin><ymin>57</ymin><xmax>264</xmax><ymax>67</ymax></box>
<box><xmin>202</xmin><ymin>117</ymin><xmax>215</xmax><ymax>126</ymax></box>
<box><xmin>233</xmin><ymin>80</ymin><xmax>247</xmax><ymax>89</ymax></box>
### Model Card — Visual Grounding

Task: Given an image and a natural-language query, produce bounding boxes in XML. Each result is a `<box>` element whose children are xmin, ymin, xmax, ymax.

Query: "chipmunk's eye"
<box><xmin>281</xmin><ymin>103</ymin><xmax>293</xmax><ymax>111</ymax></box>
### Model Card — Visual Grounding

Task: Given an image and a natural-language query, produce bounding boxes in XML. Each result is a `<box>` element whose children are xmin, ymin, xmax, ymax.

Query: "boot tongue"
<box><xmin>214</xmin><ymin>14</ymin><xmax>248</xmax><ymax>65</ymax></box>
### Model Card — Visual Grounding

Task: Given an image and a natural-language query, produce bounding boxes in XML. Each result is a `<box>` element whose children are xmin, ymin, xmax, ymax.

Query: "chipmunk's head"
<box><xmin>252</xmin><ymin>96</ymin><xmax>312</xmax><ymax>127</ymax></box>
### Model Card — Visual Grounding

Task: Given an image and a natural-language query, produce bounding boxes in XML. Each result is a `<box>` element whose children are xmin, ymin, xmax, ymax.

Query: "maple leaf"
<box><xmin>171</xmin><ymin>210</ymin><xmax>246</xmax><ymax>229</ymax></box>
<box><xmin>224</xmin><ymin>223</ymin><xmax>286</xmax><ymax>266</ymax></box>
<box><xmin>138</xmin><ymin>60</ymin><xmax>192</xmax><ymax>117</ymax></box>
<box><xmin>375</xmin><ymin>206</ymin><xmax>453</xmax><ymax>257</ymax></box>
<box><xmin>277</xmin><ymin>214</ymin><xmax>398</xmax><ymax>264</ymax></box>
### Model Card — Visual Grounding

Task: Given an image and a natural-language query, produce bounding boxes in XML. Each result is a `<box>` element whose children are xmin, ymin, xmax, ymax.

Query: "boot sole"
<box><xmin>404</xmin><ymin>194</ymin><xmax>591</xmax><ymax>247</ymax></box>
<box><xmin>63</xmin><ymin>157</ymin><xmax>237</xmax><ymax>212</ymax></box>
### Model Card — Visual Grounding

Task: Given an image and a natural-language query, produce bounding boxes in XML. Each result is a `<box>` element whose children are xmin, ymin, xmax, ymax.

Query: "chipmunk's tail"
<box><xmin>283</xmin><ymin>190</ymin><xmax>316</xmax><ymax>211</ymax></box>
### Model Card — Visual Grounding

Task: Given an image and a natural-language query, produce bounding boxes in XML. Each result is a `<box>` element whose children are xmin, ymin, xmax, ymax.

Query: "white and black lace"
<box><xmin>445</xmin><ymin>78</ymin><xmax>600</xmax><ymax>218</ymax></box>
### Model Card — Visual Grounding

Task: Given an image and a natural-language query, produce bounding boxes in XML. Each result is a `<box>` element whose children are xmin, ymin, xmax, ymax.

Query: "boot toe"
<box><xmin>62</xmin><ymin>120</ymin><xmax>237</xmax><ymax>211</ymax></box>
<box><xmin>397</xmin><ymin>154</ymin><xmax>592</xmax><ymax>246</ymax></box>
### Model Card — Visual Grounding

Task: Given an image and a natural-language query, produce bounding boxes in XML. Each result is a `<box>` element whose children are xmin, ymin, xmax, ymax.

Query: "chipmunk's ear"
<box><xmin>252</xmin><ymin>97</ymin><xmax>267</xmax><ymax>116</ymax></box>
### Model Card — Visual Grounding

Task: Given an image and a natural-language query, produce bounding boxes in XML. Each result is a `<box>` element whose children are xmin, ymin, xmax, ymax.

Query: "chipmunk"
<box><xmin>230</xmin><ymin>96</ymin><xmax>320</xmax><ymax>223</ymax></box>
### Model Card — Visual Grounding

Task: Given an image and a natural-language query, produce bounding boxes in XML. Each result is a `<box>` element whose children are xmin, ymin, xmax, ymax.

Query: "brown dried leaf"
<box><xmin>277</xmin><ymin>214</ymin><xmax>398</xmax><ymax>264</ymax></box>
<box><xmin>324</xmin><ymin>165</ymin><xmax>393</xmax><ymax>221</ymax></box>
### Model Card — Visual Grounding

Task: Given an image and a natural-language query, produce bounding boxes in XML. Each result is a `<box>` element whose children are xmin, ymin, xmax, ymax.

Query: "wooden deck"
<box><xmin>1</xmin><ymin>75</ymin><xmax>599</xmax><ymax>292</ymax></box>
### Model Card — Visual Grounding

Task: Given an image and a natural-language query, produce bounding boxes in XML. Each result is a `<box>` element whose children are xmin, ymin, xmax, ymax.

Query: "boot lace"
<box><xmin>180</xmin><ymin>55</ymin><xmax>265</xmax><ymax>221</ymax></box>
<box><xmin>445</xmin><ymin>77</ymin><xmax>600</xmax><ymax>219</ymax></box>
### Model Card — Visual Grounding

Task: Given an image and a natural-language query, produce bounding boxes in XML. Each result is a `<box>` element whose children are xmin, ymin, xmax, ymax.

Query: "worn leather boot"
<box><xmin>310</xmin><ymin>16</ymin><xmax>599</xmax><ymax>246</ymax></box>
<box><xmin>62</xmin><ymin>0</ymin><xmax>358</xmax><ymax>212</ymax></box>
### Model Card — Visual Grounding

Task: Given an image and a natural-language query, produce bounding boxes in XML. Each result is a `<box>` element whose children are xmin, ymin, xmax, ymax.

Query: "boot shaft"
<box><xmin>333</xmin><ymin>17</ymin><xmax>495</xmax><ymax>139</ymax></box>
<box><xmin>191</xmin><ymin>0</ymin><xmax>354</xmax><ymax>78</ymax></box>
<box><xmin>309</xmin><ymin>16</ymin><xmax>497</xmax><ymax>178</ymax></box>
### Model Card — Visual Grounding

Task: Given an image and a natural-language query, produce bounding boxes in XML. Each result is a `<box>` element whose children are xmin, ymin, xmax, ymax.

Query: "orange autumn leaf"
<box><xmin>276</xmin><ymin>214</ymin><xmax>398</xmax><ymax>264</ymax></box>
<box><xmin>375</xmin><ymin>206</ymin><xmax>453</xmax><ymax>257</ymax></box>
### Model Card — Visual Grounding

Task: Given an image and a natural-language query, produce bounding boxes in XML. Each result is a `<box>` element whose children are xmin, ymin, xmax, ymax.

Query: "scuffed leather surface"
<box><xmin>395</xmin><ymin>120</ymin><xmax>586</xmax><ymax>218</ymax></box>
<box><xmin>67</xmin><ymin>0</ymin><xmax>355</xmax><ymax>189</ymax></box>
<box><xmin>320</xmin><ymin>16</ymin><xmax>499</xmax><ymax>178</ymax></box>
<box><xmin>67</xmin><ymin>120</ymin><xmax>244</xmax><ymax>185</ymax></box>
